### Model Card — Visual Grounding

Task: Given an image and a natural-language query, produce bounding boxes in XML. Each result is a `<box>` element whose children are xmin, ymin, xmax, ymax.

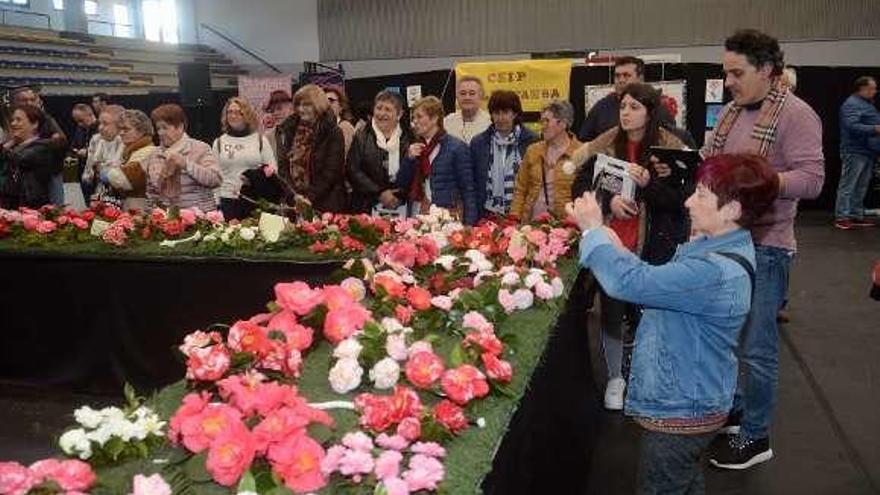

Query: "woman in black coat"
<box><xmin>347</xmin><ymin>90</ymin><xmax>413</xmax><ymax>215</ymax></box>
<box><xmin>0</xmin><ymin>105</ymin><xmax>56</xmax><ymax>209</ymax></box>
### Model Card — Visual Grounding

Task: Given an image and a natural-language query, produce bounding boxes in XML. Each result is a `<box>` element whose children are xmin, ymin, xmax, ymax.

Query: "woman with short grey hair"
<box><xmin>508</xmin><ymin>99</ymin><xmax>582</xmax><ymax>221</ymax></box>
<box><xmin>106</xmin><ymin>109</ymin><xmax>158</xmax><ymax>211</ymax></box>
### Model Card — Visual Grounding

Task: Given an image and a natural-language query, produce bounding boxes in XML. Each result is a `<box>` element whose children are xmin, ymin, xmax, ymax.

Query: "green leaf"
<box><xmin>183</xmin><ymin>452</ymin><xmax>212</xmax><ymax>483</ymax></box>
<box><xmin>237</xmin><ymin>469</ymin><xmax>257</xmax><ymax>492</ymax></box>
<box><xmin>307</xmin><ymin>423</ymin><xmax>334</xmax><ymax>444</ymax></box>
<box><xmin>265</xmin><ymin>487</ymin><xmax>295</xmax><ymax>495</ymax></box>
<box><xmin>266</xmin><ymin>300</ymin><xmax>281</xmax><ymax>313</ymax></box>
<box><xmin>449</xmin><ymin>343</ymin><xmax>466</xmax><ymax>367</ymax></box>
<box><xmin>123</xmin><ymin>383</ymin><xmax>139</xmax><ymax>409</ymax></box>
<box><xmin>105</xmin><ymin>437</ymin><xmax>125</xmax><ymax>461</ymax></box>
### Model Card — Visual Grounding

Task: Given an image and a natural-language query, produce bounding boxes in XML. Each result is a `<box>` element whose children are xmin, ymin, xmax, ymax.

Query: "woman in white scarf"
<box><xmin>347</xmin><ymin>90</ymin><xmax>412</xmax><ymax>216</ymax></box>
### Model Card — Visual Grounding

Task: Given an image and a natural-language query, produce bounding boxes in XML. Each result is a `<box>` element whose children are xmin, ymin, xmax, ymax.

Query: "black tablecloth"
<box><xmin>0</xmin><ymin>252</ymin><xmax>342</xmax><ymax>391</ymax></box>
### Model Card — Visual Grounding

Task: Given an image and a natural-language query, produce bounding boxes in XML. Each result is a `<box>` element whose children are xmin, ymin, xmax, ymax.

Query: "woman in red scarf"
<box><xmin>396</xmin><ymin>96</ymin><xmax>478</xmax><ymax>224</ymax></box>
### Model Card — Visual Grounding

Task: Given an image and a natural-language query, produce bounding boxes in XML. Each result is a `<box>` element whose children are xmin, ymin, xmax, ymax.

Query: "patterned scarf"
<box><xmin>289</xmin><ymin>121</ymin><xmax>315</xmax><ymax>194</ymax></box>
<box><xmin>705</xmin><ymin>78</ymin><xmax>790</xmax><ymax>158</ymax></box>
<box><xmin>409</xmin><ymin>131</ymin><xmax>445</xmax><ymax>202</ymax></box>
<box><xmin>486</xmin><ymin>126</ymin><xmax>522</xmax><ymax>214</ymax></box>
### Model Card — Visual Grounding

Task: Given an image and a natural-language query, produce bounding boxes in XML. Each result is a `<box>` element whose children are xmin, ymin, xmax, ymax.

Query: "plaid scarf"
<box><xmin>705</xmin><ymin>78</ymin><xmax>790</xmax><ymax>158</ymax></box>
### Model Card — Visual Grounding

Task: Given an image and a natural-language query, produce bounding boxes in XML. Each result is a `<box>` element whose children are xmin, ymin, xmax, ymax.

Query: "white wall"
<box><xmin>188</xmin><ymin>0</ymin><xmax>319</xmax><ymax>75</ymax></box>
<box><xmin>327</xmin><ymin>39</ymin><xmax>880</xmax><ymax>79</ymax></box>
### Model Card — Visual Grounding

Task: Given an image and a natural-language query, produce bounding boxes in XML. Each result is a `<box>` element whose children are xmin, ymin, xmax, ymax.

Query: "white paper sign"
<box><xmin>406</xmin><ymin>85</ymin><xmax>422</xmax><ymax>107</ymax></box>
<box><xmin>258</xmin><ymin>212</ymin><xmax>288</xmax><ymax>243</ymax></box>
<box><xmin>90</xmin><ymin>219</ymin><xmax>111</xmax><ymax>237</ymax></box>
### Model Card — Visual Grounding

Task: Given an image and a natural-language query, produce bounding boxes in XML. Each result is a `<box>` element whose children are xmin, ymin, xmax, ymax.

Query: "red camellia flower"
<box><xmin>228</xmin><ymin>320</ymin><xmax>273</xmax><ymax>357</ymax></box>
<box><xmin>102</xmin><ymin>205</ymin><xmax>122</xmax><ymax>220</ymax></box>
<box><xmin>374</xmin><ymin>274</ymin><xmax>407</xmax><ymax>299</ymax></box>
<box><xmin>406</xmin><ymin>286</ymin><xmax>432</xmax><ymax>311</ymax></box>
<box><xmin>441</xmin><ymin>365</ymin><xmax>489</xmax><ymax>405</ymax></box>
<box><xmin>414</xmin><ymin>237</ymin><xmax>439</xmax><ymax>266</ymax></box>
<box><xmin>354</xmin><ymin>386</ymin><xmax>423</xmax><ymax>432</ymax></box>
<box><xmin>404</xmin><ymin>351</ymin><xmax>445</xmax><ymax>389</ymax></box>
<box><xmin>394</xmin><ymin>304</ymin><xmax>414</xmax><ymax>325</ymax></box>
<box><xmin>481</xmin><ymin>352</ymin><xmax>513</xmax><ymax>383</ymax></box>
<box><xmin>463</xmin><ymin>329</ymin><xmax>504</xmax><ymax>357</ymax></box>
<box><xmin>433</xmin><ymin>399</ymin><xmax>469</xmax><ymax>434</ymax></box>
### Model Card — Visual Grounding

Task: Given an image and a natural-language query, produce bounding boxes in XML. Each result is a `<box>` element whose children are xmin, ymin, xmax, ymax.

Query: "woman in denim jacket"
<box><xmin>568</xmin><ymin>153</ymin><xmax>779</xmax><ymax>495</ymax></box>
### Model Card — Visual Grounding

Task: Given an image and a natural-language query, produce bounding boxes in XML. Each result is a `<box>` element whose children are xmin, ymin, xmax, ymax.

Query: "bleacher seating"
<box><xmin>0</xmin><ymin>24</ymin><xmax>244</xmax><ymax>96</ymax></box>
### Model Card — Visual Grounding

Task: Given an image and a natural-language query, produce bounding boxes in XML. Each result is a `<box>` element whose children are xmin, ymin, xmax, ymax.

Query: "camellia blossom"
<box><xmin>481</xmin><ymin>352</ymin><xmax>513</xmax><ymax>383</ymax></box>
<box><xmin>404</xmin><ymin>351</ymin><xmax>445</xmax><ymax>389</ymax></box>
<box><xmin>130</xmin><ymin>473</ymin><xmax>172</xmax><ymax>495</ymax></box>
<box><xmin>324</xmin><ymin>304</ymin><xmax>371</xmax><ymax>344</ymax></box>
<box><xmin>328</xmin><ymin>358</ymin><xmax>363</xmax><ymax>394</ymax></box>
<box><xmin>405</xmin><ymin>286</ymin><xmax>432</xmax><ymax>311</ymax></box>
<box><xmin>185</xmin><ymin>344</ymin><xmax>231</xmax><ymax>382</ymax></box>
<box><xmin>274</xmin><ymin>281</ymin><xmax>324</xmax><ymax>316</ymax></box>
<box><xmin>341</xmin><ymin>431</ymin><xmax>374</xmax><ymax>452</ymax></box>
<box><xmin>267</xmin><ymin>433</ymin><xmax>327</xmax><ymax>493</ymax></box>
<box><xmin>0</xmin><ymin>461</ymin><xmax>38</xmax><ymax>495</ymax></box>
<box><xmin>370</xmin><ymin>357</ymin><xmax>401</xmax><ymax>389</ymax></box>
<box><xmin>433</xmin><ymin>400</ymin><xmax>468</xmax><ymax>434</ymax></box>
<box><xmin>374</xmin><ymin>450</ymin><xmax>403</xmax><ymax>481</ymax></box>
<box><xmin>401</xmin><ymin>454</ymin><xmax>444</xmax><ymax>492</ymax></box>
<box><xmin>440</xmin><ymin>365</ymin><xmax>490</xmax><ymax>405</ymax></box>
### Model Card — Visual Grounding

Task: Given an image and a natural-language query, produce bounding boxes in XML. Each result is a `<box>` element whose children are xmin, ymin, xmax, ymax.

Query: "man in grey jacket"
<box><xmin>835</xmin><ymin>76</ymin><xmax>880</xmax><ymax>229</ymax></box>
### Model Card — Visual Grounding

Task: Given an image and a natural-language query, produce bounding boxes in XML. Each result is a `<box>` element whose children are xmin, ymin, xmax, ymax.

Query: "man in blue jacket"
<box><xmin>835</xmin><ymin>76</ymin><xmax>880</xmax><ymax>229</ymax></box>
<box><xmin>568</xmin><ymin>153</ymin><xmax>779</xmax><ymax>494</ymax></box>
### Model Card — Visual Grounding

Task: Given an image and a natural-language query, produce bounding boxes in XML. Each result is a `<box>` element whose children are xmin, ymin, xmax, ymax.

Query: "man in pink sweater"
<box><xmin>701</xmin><ymin>29</ymin><xmax>825</xmax><ymax>470</ymax></box>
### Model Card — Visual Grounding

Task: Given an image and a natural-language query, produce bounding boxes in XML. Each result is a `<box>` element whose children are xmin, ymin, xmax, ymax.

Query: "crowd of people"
<box><xmin>1</xmin><ymin>25</ymin><xmax>878</xmax><ymax>495</ymax></box>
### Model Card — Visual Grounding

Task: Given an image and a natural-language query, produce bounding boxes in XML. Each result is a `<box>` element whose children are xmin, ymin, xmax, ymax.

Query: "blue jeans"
<box><xmin>731</xmin><ymin>245</ymin><xmax>792</xmax><ymax>439</ymax></box>
<box><xmin>637</xmin><ymin>429</ymin><xmax>716</xmax><ymax>495</ymax></box>
<box><xmin>835</xmin><ymin>153</ymin><xmax>875</xmax><ymax>219</ymax></box>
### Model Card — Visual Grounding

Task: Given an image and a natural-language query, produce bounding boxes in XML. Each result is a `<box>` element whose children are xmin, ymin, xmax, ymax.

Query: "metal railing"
<box><xmin>0</xmin><ymin>7</ymin><xmax>51</xmax><ymax>29</ymax></box>
<box><xmin>199</xmin><ymin>22</ymin><xmax>281</xmax><ymax>74</ymax></box>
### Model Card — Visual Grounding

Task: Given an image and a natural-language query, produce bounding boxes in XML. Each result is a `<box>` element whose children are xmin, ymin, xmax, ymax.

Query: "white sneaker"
<box><xmin>604</xmin><ymin>377</ymin><xmax>626</xmax><ymax>410</ymax></box>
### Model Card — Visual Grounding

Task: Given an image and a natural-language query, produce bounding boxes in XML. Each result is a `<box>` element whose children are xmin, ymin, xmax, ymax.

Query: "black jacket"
<box><xmin>1</xmin><ymin>139</ymin><xmax>56</xmax><ymax>208</ymax></box>
<box><xmin>275</xmin><ymin>112</ymin><xmax>347</xmax><ymax>213</ymax></box>
<box><xmin>346</xmin><ymin>123</ymin><xmax>414</xmax><ymax>213</ymax></box>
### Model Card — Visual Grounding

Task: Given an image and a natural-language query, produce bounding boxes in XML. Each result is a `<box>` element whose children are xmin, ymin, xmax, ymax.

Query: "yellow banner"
<box><xmin>454</xmin><ymin>59</ymin><xmax>572</xmax><ymax>112</ymax></box>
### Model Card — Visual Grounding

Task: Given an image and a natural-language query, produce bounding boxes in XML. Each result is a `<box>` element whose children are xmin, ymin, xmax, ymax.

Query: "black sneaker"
<box><xmin>710</xmin><ymin>435</ymin><xmax>773</xmax><ymax>470</ymax></box>
<box><xmin>717</xmin><ymin>412</ymin><xmax>741</xmax><ymax>435</ymax></box>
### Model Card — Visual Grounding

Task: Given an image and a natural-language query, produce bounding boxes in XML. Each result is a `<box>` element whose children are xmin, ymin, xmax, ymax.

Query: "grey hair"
<box><xmin>542</xmin><ymin>100</ymin><xmax>575</xmax><ymax>128</ymax></box>
<box><xmin>121</xmin><ymin>109</ymin><xmax>154</xmax><ymax>136</ymax></box>
<box><xmin>374</xmin><ymin>89</ymin><xmax>403</xmax><ymax>114</ymax></box>
<box><xmin>101</xmin><ymin>104</ymin><xmax>125</xmax><ymax>125</ymax></box>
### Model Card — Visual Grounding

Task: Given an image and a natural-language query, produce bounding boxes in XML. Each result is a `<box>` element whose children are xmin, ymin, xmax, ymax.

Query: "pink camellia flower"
<box><xmin>396</xmin><ymin>417</ymin><xmax>421</xmax><ymax>442</ymax></box>
<box><xmin>323</xmin><ymin>304</ymin><xmax>371</xmax><ymax>345</ymax></box>
<box><xmin>394</xmin><ymin>304</ymin><xmax>414</xmax><ymax>325</ymax></box>
<box><xmin>378</xmin><ymin>240</ymin><xmax>418</xmax><ymax>268</ymax></box>
<box><xmin>463</xmin><ymin>329</ymin><xmax>503</xmax><ymax>357</ymax></box>
<box><xmin>22</xmin><ymin>214</ymin><xmax>40</xmax><ymax>231</ymax></box>
<box><xmin>177</xmin><ymin>403</ymin><xmax>244</xmax><ymax>453</ymax></box>
<box><xmin>339</xmin><ymin>448</ymin><xmax>374</xmax><ymax>478</ymax></box>
<box><xmin>385</xmin><ymin>333</ymin><xmax>409</xmax><ymax>362</ymax></box>
<box><xmin>205</xmin><ymin>210</ymin><xmax>224</xmax><ymax>224</ymax></box>
<box><xmin>376</xmin><ymin>433</ymin><xmax>410</xmax><ymax>451</ymax></box>
<box><xmin>268</xmin><ymin>434</ymin><xmax>327</xmax><ymax>493</ymax></box>
<box><xmin>430</xmin><ymin>295</ymin><xmax>453</xmax><ymax>311</ymax></box>
<box><xmin>320</xmin><ymin>444</ymin><xmax>346</xmax><ymax>476</ymax></box>
<box><xmin>410</xmin><ymin>442</ymin><xmax>446</xmax><ymax>458</ymax></box>
<box><xmin>130</xmin><ymin>473</ymin><xmax>172</xmax><ymax>495</ymax></box>
<box><xmin>441</xmin><ymin>365</ymin><xmax>490</xmax><ymax>405</ymax></box>
<box><xmin>340</xmin><ymin>277</ymin><xmax>367</xmax><ymax>302</ymax></box>
<box><xmin>462</xmin><ymin>311</ymin><xmax>493</xmax><ymax>333</ymax></box>
<box><xmin>227</xmin><ymin>320</ymin><xmax>273</xmax><ymax>357</ymax></box>
<box><xmin>71</xmin><ymin>217</ymin><xmax>89</xmax><ymax>230</ymax></box>
<box><xmin>406</xmin><ymin>286</ymin><xmax>432</xmax><ymax>311</ymax></box>
<box><xmin>168</xmin><ymin>391</ymin><xmax>211</xmax><ymax>443</ymax></box>
<box><xmin>382</xmin><ymin>477</ymin><xmax>411</xmax><ymax>495</ymax></box>
<box><xmin>0</xmin><ymin>461</ymin><xmax>38</xmax><ymax>495</ymax></box>
<box><xmin>179</xmin><ymin>208</ymin><xmax>197</xmax><ymax>227</ymax></box>
<box><xmin>35</xmin><ymin>220</ymin><xmax>57</xmax><ymax>234</ymax></box>
<box><xmin>534</xmin><ymin>280</ymin><xmax>555</xmax><ymax>300</ymax></box>
<box><xmin>506</xmin><ymin>238</ymin><xmax>527</xmax><ymax>263</ymax></box>
<box><xmin>525</xmin><ymin>228</ymin><xmax>548</xmax><ymax>246</ymax></box>
<box><xmin>408</xmin><ymin>341</ymin><xmax>432</xmax><ymax>356</ymax></box>
<box><xmin>433</xmin><ymin>400</ymin><xmax>468</xmax><ymax>434</ymax></box>
<box><xmin>253</xmin><ymin>403</ymin><xmax>333</xmax><ymax>454</ymax></box>
<box><xmin>274</xmin><ymin>281</ymin><xmax>324</xmax><ymax>316</ymax></box>
<box><xmin>178</xmin><ymin>330</ymin><xmax>221</xmax><ymax>357</ymax></box>
<box><xmin>217</xmin><ymin>372</ymin><xmax>287</xmax><ymax>418</ymax></box>
<box><xmin>267</xmin><ymin>311</ymin><xmax>313</xmax><ymax>352</ymax></box>
<box><xmin>374</xmin><ymin>450</ymin><xmax>403</xmax><ymax>481</ymax></box>
<box><xmin>512</xmin><ymin>288</ymin><xmax>534</xmax><ymax>310</ymax></box>
<box><xmin>414</xmin><ymin>237</ymin><xmax>439</xmax><ymax>266</ymax></box>
<box><xmin>102</xmin><ymin>224</ymin><xmax>129</xmax><ymax>246</ymax></box>
<box><xmin>185</xmin><ymin>344</ymin><xmax>230</xmax><ymax>382</ymax></box>
<box><xmin>401</xmin><ymin>454</ymin><xmax>444</xmax><ymax>492</ymax></box>
<box><xmin>404</xmin><ymin>351</ymin><xmax>445</xmax><ymax>390</ymax></box>
<box><xmin>497</xmin><ymin>289</ymin><xmax>517</xmax><ymax>314</ymax></box>
<box><xmin>205</xmin><ymin>425</ymin><xmax>256</xmax><ymax>486</ymax></box>
<box><xmin>481</xmin><ymin>352</ymin><xmax>513</xmax><ymax>383</ymax></box>
<box><xmin>32</xmin><ymin>459</ymin><xmax>96</xmax><ymax>492</ymax></box>
<box><xmin>321</xmin><ymin>285</ymin><xmax>357</xmax><ymax>311</ymax></box>
<box><xmin>341</xmin><ymin>431</ymin><xmax>374</xmax><ymax>452</ymax></box>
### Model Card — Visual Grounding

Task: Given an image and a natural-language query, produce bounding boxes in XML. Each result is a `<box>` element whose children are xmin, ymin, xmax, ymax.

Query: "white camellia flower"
<box><xmin>239</xmin><ymin>227</ymin><xmax>257</xmax><ymax>241</ymax></box>
<box><xmin>473</xmin><ymin>270</ymin><xmax>494</xmax><ymax>287</ymax></box>
<box><xmin>59</xmin><ymin>428</ymin><xmax>92</xmax><ymax>459</ymax></box>
<box><xmin>524</xmin><ymin>272</ymin><xmax>544</xmax><ymax>289</ymax></box>
<box><xmin>385</xmin><ymin>333</ymin><xmax>409</xmax><ymax>361</ymax></box>
<box><xmin>408</xmin><ymin>340</ymin><xmax>433</xmax><ymax>355</ymax></box>
<box><xmin>534</xmin><ymin>281</ymin><xmax>556</xmax><ymax>300</ymax></box>
<box><xmin>74</xmin><ymin>406</ymin><xmax>103</xmax><ymax>429</ymax></box>
<box><xmin>203</xmin><ymin>233</ymin><xmax>218</xmax><ymax>242</ymax></box>
<box><xmin>328</xmin><ymin>358</ymin><xmax>363</xmax><ymax>394</ymax></box>
<box><xmin>429</xmin><ymin>231</ymin><xmax>449</xmax><ymax>250</ymax></box>
<box><xmin>512</xmin><ymin>288</ymin><xmax>535</xmax><ymax>310</ymax></box>
<box><xmin>369</xmin><ymin>358</ymin><xmax>401</xmax><ymax>389</ymax></box>
<box><xmin>433</xmin><ymin>255</ymin><xmax>457</xmax><ymax>272</ymax></box>
<box><xmin>220</xmin><ymin>231</ymin><xmax>231</xmax><ymax>243</ymax></box>
<box><xmin>381</xmin><ymin>317</ymin><xmax>404</xmax><ymax>334</ymax></box>
<box><xmin>86</xmin><ymin>425</ymin><xmax>113</xmax><ymax>446</ymax></box>
<box><xmin>333</xmin><ymin>338</ymin><xmax>363</xmax><ymax>360</ymax></box>
<box><xmin>431</xmin><ymin>295</ymin><xmax>454</xmax><ymax>311</ymax></box>
<box><xmin>551</xmin><ymin>277</ymin><xmax>565</xmax><ymax>297</ymax></box>
<box><xmin>500</xmin><ymin>272</ymin><xmax>521</xmax><ymax>287</ymax></box>
<box><xmin>340</xmin><ymin>277</ymin><xmax>367</xmax><ymax>302</ymax></box>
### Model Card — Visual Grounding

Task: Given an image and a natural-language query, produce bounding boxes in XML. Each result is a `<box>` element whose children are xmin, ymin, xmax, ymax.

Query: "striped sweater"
<box><xmin>143</xmin><ymin>135</ymin><xmax>221</xmax><ymax>212</ymax></box>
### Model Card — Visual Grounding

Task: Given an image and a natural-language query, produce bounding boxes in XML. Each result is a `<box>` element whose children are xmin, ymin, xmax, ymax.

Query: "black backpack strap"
<box><xmin>716</xmin><ymin>251</ymin><xmax>755</xmax><ymax>302</ymax></box>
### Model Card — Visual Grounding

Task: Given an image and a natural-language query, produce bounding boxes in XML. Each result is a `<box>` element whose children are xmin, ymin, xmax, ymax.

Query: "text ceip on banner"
<box><xmin>454</xmin><ymin>59</ymin><xmax>572</xmax><ymax>113</ymax></box>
